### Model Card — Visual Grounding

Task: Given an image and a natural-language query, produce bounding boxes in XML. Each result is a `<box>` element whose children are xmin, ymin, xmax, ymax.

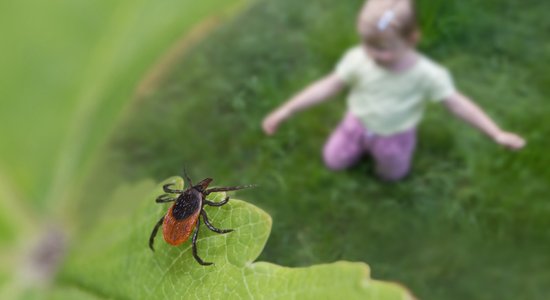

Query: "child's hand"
<box><xmin>262</xmin><ymin>108</ymin><xmax>290</xmax><ymax>135</ymax></box>
<box><xmin>493</xmin><ymin>131</ymin><xmax>526</xmax><ymax>150</ymax></box>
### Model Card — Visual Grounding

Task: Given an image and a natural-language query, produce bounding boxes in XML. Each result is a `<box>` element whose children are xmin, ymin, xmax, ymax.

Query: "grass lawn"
<box><xmin>86</xmin><ymin>0</ymin><xmax>550</xmax><ymax>298</ymax></box>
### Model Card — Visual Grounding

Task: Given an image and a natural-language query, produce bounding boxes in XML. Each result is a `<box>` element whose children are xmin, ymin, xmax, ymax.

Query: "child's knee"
<box><xmin>322</xmin><ymin>140</ymin><xmax>365</xmax><ymax>171</ymax></box>
<box><xmin>374</xmin><ymin>147</ymin><xmax>412</xmax><ymax>181</ymax></box>
<box><xmin>322</xmin><ymin>145</ymin><xmax>348</xmax><ymax>171</ymax></box>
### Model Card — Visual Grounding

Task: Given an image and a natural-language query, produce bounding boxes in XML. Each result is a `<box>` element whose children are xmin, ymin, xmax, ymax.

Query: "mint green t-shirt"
<box><xmin>335</xmin><ymin>45</ymin><xmax>456</xmax><ymax>136</ymax></box>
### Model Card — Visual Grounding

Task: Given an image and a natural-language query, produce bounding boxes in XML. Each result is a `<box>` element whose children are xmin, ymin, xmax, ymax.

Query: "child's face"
<box><xmin>362</xmin><ymin>36</ymin><xmax>412</xmax><ymax>68</ymax></box>
<box><xmin>359</xmin><ymin>29</ymin><xmax>419</xmax><ymax>68</ymax></box>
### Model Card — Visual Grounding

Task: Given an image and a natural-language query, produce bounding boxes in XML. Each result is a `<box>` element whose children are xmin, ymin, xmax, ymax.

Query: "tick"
<box><xmin>149</xmin><ymin>171</ymin><xmax>255</xmax><ymax>266</ymax></box>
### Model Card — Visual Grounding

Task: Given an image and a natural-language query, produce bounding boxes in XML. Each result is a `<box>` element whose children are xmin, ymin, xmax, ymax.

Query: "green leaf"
<box><xmin>48</xmin><ymin>286</ymin><xmax>103</xmax><ymax>300</ymax></box>
<box><xmin>61</xmin><ymin>177</ymin><xmax>413</xmax><ymax>299</ymax></box>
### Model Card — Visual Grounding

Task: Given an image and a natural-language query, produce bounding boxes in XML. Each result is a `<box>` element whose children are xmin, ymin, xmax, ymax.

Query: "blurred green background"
<box><xmin>1</xmin><ymin>0</ymin><xmax>550</xmax><ymax>299</ymax></box>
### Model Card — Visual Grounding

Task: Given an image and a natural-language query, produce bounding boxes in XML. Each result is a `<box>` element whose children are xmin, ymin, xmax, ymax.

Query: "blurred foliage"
<box><xmin>90</xmin><ymin>0</ymin><xmax>550</xmax><ymax>299</ymax></box>
<box><xmin>0</xmin><ymin>0</ymin><xmax>245</xmax><ymax>218</ymax></box>
<box><xmin>0</xmin><ymin>0</ymin><xmax>246</xmax><ymax>296</ymax></box>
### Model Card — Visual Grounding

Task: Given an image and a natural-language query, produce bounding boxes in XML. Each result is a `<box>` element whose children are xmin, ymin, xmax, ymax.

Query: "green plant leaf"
<box><xmin>60</xmin><ymin>177</ymin><xmax>413</xmax><ymax>299</ymax></box>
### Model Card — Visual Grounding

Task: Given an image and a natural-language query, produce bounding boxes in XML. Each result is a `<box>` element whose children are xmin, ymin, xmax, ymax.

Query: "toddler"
<box><xmin>262</xmin><ymin>0</ymin><xmax>525</xmax><ymax>181</ymax></box>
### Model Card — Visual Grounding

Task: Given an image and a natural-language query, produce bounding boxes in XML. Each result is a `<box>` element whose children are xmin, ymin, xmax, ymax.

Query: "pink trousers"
<box><xmin>323</xmin><ymin>112</ymin><xmax>416</xmax><ymax>181</ymax></box>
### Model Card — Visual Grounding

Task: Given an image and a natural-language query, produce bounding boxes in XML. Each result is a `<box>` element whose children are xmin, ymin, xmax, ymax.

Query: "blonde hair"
<box><xmin>357</xmin><ymin>0</ymin><xmax>418</xmax><ymax>44</ymax></box>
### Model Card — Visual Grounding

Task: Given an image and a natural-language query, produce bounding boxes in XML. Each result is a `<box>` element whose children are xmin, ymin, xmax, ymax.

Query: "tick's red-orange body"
<box><xmin>149</xmin><ymin>174</ymin><xmax>254</xmax><ymax>266</ymax></box>
<box><xmin>162</xmin><ymin>204</ymin><xmax>199</xmax><ymax>246</ymax></box>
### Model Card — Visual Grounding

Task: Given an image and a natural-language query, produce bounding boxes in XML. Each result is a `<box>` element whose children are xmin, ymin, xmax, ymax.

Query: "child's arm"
<box><xmin>443</xmin><ymin>92</ymin><xmax>526</xmax><ymax>150</ymax></box>
<box><xmin>262</xmin><ymin>73</ymin><xmax>345</xmax><ymax>135</ymax></box>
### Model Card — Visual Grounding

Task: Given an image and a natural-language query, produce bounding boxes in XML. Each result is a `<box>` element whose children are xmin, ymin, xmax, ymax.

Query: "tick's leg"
<box><xmin>200</xmin><ymin>210</ymin><xmax>233</xmax><ymax>234</ymax></box>
<box><xmin>156</xmin><ymin>194</ymin><xmax>177</xmax><ymax>203</ymax></box>
<box><xmin>203</xmin><ymin>196</ymin><xmax>229</xmax><ymax>207</ymax></box>
<box><xmin>205</xmin><ymin>184</ymin><xmax>256</xmax><ymax>195</ymax></box>
<box><xmin>183</xmin><ymin>167</ymin><xmax>193</xmax><ymax>188</ymax></box>
<box><xmin>192</xmin><ymin>217</ymin><xmax>213</xmax><ymax>266</ymax></box>
<box><xmin>163</xmin><ymin>183</ymin><xmax>184</xmax><ymax>194</ymax></box>
<box><xmin>149</xmin><ymin>216</ymin><xmax>165</xmax><ymax>251</ymax></box>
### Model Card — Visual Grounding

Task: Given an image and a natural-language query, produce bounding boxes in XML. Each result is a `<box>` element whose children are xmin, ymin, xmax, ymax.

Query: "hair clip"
<box><xmin>377</xmin><ymin>9</ymin><xmax>395</xmax><ymax>31</ymax></box>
